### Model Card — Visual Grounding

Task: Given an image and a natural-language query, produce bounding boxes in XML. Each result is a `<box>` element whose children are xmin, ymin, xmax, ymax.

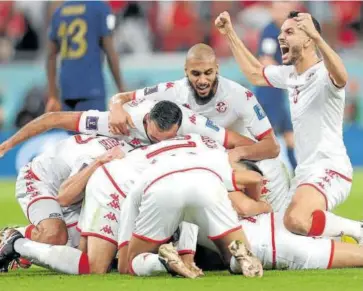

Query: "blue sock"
<box><xmin>287</xmin><ymin>147</ymin><xmax>297</xmax><ymax>170</ymax></box>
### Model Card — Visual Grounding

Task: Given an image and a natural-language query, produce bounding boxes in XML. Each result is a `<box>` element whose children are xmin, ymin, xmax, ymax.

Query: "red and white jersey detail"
<box><xmin>30</xmin><ymin>135</ymin><xmax>132</xmax><ymax>192</ymax></box>
<box><xmin>263</xmin><ymin>62</ymin><xmax>352</xmax><ymax>177</ymax></box>
<box><xmin>77</xmin><ymin>99</ymin><xmax>227</xmax><ymax>147</ymax></box>
<box><xmin>134</xmin><ymin>76</ymin><xmax>272</xmax><ymax>140</ymax></box>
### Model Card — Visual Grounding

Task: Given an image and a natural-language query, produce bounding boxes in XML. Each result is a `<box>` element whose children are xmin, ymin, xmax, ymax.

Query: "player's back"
<box><xmin>50</xmin><ymin>1</ymin><xmax>111</xmax><ymax>99</ymax></box>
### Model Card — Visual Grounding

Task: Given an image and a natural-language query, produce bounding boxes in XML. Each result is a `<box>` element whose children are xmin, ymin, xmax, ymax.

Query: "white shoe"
<box><xmin>158</xmin><ymin>243</ymin><xmax>197</xmax><ymax>279</ymax></box>
<box><xmin>229</xmin><ymin>240</ymin><xmax>263</xmax><ymax>278</ymax></box>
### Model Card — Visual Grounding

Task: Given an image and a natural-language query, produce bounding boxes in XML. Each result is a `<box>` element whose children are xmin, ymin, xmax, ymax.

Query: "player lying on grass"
<box><xmin>215</xmin><ymin>11</ymin><xmax>363</xmax><ymax>243</ymax></box>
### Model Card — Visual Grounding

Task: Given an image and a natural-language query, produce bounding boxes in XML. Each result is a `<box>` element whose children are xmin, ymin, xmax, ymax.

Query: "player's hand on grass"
<box><xmin>45</xmin><ymin>97</ymin><xmax>62</xmax><ymax>113</ymax></box>
<box><xmin>215</xmin><ymin>11</ymin><xmax>233</xmax><ymax>35</ymax></box>
<box><xmin>294</xmin><ymin>13</ymin><xmax>320</xmax><ymax>41</ymax></box>
<box><xmin>109</xmin><ymin>103</ymin><xmax>135</xmax><ymax>136</ymax></box>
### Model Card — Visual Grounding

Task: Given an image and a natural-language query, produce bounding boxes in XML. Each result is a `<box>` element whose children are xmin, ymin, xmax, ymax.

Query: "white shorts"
<box><xmin>289</xmin><ymin>162</ymin><xmax>352</xmax><ymax>211</ymax></box>
<box><xmin>133</xmin><ymin>169</ymin><xmax>240</xmax><ymax>243</ymax></box>
<box><xmin>198</xmin><ymin>212</ymin><xmax>334</xmax><ymax>270</ymax></box>
<box><xmin>78</xmin><ymin>163</ymin><xmax>135</xmax><ymax>245</ymax></box>
<box><xmin>16</xmin><ymin>164</ymin><xmax>81</xmax><ymax>247</ymax></box>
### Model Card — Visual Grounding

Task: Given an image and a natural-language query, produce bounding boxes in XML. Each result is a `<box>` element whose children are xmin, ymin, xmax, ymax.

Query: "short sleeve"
<box><xmin>322</xmin><ymin>66</ymin><xmax>346</xmax><ymax>96</ymax></box>
<box><xmin>77</xmin><ymin>110</ymin><xmax>119</xmax><ymax>138</ymax></box>
<box><xmin>179</xmin><ymin>107</ymin><xmax>227</xmax><ymax>147</ymax></box>
<box><xmin>263</xmin><ymin>65</ymin><xmax>291</xmax><ymax>89</ymax></box>
<box><xmin>234</xmin><ymin>89</ymin><xmax>272</xmax><ymax>140</ymax></box>
<box><xmin>133</xmin><ymin>82</ymin><xmax>177</xmax><ymax>102</ymax></box>
<box><xmin>99</xmin><ymin>2</ymin><xmax>114</xmax><ymax>37</ymax></box>
<box><xmin>69</xmin><ymin>156</ymin><xmax>94</xmax><ymax>177</ymax></box>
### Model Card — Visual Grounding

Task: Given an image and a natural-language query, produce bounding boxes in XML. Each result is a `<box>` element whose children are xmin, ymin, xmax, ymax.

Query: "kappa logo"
<box><xmin>189</xmin><ymin>114</ymin><xmax>196</xmax><ymax>125</ymax></box>
<box><xmin>245</xmin><ymin>90</ymin><xmax>254</xmax><ymax>100</ymax></box>
<box><xmin>215</xmin><ymin>101</ymin><xmax>228</xmax><ymax>113</ymax></box>
<box><xmin>165</xmin><ymin>82</ymin><xmax>175</xmax><ymax>90</ymax></box>
<box><xmin>100</xmin><ymin>225</ymin><xmax>114</xmax><ymax>236</ymax></box>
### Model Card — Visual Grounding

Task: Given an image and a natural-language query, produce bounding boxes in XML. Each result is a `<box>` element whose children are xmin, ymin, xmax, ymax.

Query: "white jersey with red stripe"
<box><xmin>263</xmin><ymin>62</ymin><xmax>352</xmax><ymax>178</ymax></box>
<box><xmin>133</xmin><ymin>76</ymin><xmax>272</xmax><ymax>140</ymax></box>
<box><xmin>77</xmin><ymin>99</ymin><xmax>227</xmax><ymax>148</ymax></box>
<box><xmin>30</xmin><ymin>134</ymin><xmax>132</xmax><ymax>192</ymax></box>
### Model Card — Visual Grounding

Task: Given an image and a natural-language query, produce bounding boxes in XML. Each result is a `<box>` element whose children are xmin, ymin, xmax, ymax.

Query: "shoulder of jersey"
<box><xmin>219</xmin><ymin>76</ymin><xmax>252</xmax><ymax>102</ymax></box>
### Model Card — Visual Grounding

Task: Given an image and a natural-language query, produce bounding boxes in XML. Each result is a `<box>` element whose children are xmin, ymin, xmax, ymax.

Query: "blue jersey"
<box><xmin>49</xmin><ymin>1</ymin><xmax>114</xmax><ymax>100</ymax></box>
<box><xmin>255</xmin><ymin>22</ymin><xmax>285</xmax><ymax>107</ymax></box>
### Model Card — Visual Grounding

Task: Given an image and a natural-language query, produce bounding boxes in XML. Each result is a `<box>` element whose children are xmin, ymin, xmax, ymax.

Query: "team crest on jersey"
<box><xmin>253</xmin><ymin>104</ymin><xmax>266</xmax><ymax>120</ymax></box>
<box><xmin>189</xmin><ymin>114</ymin><xmax>196</xmax><ymax>124</ymax></box>
<box><xmin>86</xmin><ymin>116</ymin><xmax>99</xmax><ymax>130</ymax></box>
<box><xmin>165</xmin><ymin>82</ymin><xmax>175</xmax><ymax>91</ymax></box>
<box><xmin>306</xmin><ymin>70</ymin><xmax>316</xmax><ymax>82</ymax></box>
<box><xmin>215</xmin><ymin>101</ymin><xmax>228</xmax><ymax>113</ymax></box>
<box><xmin>292</xmin><ymin>86</ymin><xmax>300</xmax><ymax>104</ymax></box>
<box><xmin>144</xmin><ymin>85</ymin><xmax>158</xmax><ymax>96</ymax></box>
<box><xmin>130</xmin><ymin>138</ymin><xmax>142</xmax><ymax>146</ymax></box>
<box><xmin>205</xmin><ymin>119</ymin><xmax>220</xmax><ymax>132</ymax></box>
<box><xmin>245</xmin><ymin>90</ymin><xmax>254</xmax><ymax>100</ymax></box>
<box><xmin>182</xmin><ymin>103</ymin><xmax>191</xmax><ymax>109</ymax></box>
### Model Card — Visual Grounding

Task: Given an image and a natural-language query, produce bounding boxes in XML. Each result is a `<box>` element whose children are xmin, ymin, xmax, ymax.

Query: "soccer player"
<box><xmin>215</xmin><ymin>11</ymin><xmax>363</xmax><ymax>242</ymax></box>
<box><xmin>255</xmin><ymin>2</ymin><xmax>297</xmax><ymax>170</ymax></box>
<box><xmin>46</xmin><ymin>1</ymin><xmax>123</xmax><ymax>112</ymax></box>
<box><xmin>108</xmin><ymin>43</ymin><xmax>280</xmax><ymax>161</ymax></box>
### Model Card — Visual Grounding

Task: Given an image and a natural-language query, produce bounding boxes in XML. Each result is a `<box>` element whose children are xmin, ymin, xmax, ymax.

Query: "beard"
<box><xmin>285</xmin><ymin>45</ymin><xmax>302</xmax><ymax>66</ymax></box>
<box><xmin>187</xmin><ymin>77</ymin><xmax>219</xmax><ymax>105</ymax></box>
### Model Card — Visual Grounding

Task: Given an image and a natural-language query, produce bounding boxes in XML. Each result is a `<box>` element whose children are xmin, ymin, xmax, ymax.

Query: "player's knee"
<box><xmin>89</xmin><ymin>262</ymin><xmax>109</xmax><ymax>274</ymax></box>
<box><xmin>37</xmin><ymin>220</ymin><xmax>68</xmax><ymax>245</ymax></box>
<box><xmin>283</xmin><ymin>210</ymin><xmax>310</xmax><ymax>235</ymax></box>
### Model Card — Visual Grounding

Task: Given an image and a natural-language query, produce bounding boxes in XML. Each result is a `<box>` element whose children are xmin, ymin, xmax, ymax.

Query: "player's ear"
<box><xmin>303</xmin><ymin>37</ymin><xmax>312</xmax><ymax>49</ymax></box>
<box><xmin>216</xmin><ymin>63</ymin><xmax>219</xmax><ymax>74</ymax></box>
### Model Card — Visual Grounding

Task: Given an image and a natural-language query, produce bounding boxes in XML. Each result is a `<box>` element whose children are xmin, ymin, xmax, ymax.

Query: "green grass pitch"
<box><xmin>0</xmin><ymin>172</ymin><xmax>362</xmax><ymax>291</ymax></box>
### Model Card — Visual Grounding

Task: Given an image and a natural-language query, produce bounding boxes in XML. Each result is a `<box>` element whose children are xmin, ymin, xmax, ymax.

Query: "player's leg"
<box><xmin>0</xmin><ymin>228</ymin><xmax>89</xmax><ymax>274</ymax></box>
<box><xmin>87</xmin><ymin>237</ymin><xmax>117</xmax><ymax>274</ymax></box>
<box><xmin>74</xmin><ymin>98</ymin><xmax>106</xmax><ymax>111</ymax></box>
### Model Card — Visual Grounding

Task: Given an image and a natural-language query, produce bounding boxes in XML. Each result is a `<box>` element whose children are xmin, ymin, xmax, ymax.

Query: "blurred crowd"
<box><xmin>0</xmin><ymin>0</ymin><xmax>362</xmax><ymax>128</ymax></box>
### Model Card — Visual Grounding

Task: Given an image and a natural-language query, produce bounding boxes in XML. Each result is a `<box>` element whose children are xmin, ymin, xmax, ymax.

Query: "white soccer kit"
<box><xmin>16</xmin><ymin>134</ymin><xmax>131</xmax><ymax>247</ymax></box>
<box><xmin>198</xmin><ymin>212</ymin><xmax>334</xmax><ymax>270</ymax></box>
<box><xmin>77</xmin><ymin>99</ymin><xmax>227</xmax><ymax>148</ymax></box>
<box><xmin>263</xmin><ymin>62</ymin><xmax>352</xmax><ymax>210</ymax></box>
<box><xmin>118</xmin><ymin>151</ymin><xmax>241</xmax><ymax>248</ymax></box>
<box><xmin>133</xmin><ymin>76</ymin><xmax>272</xmax><ymax>140</ymax></box>
<box><xmin>79</xmin><ymin>134</ymin><xmax>229</xmax><ymax>244</ymax></box>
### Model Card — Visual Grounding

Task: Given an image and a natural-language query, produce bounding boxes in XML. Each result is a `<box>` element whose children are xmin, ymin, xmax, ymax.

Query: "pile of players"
<box><xmin>0</xmin><ymin>11</ymin><xmax>363</xmax><ymax>278</ymax></box>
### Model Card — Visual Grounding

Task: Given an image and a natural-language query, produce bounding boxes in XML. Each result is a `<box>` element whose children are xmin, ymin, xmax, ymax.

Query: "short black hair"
<box><xmin>239</xmin><ymin>160</ymin><xmax>264</xmax><ymax>176</ymax></box>
<box><xmin>149</xmin><ymin>101</ymin><xmax>183</xmax><ymax>131</ymax></box>
<box><xmin>288</xmin><ymin>11</ymin><xmax>321</xmax><ymax>35</ymax></box>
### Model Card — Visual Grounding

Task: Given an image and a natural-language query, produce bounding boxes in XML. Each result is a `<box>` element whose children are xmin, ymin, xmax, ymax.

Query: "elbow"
<box><xmin>57</xmin><ymin>193</ymin><xmax>70</xmax><ymax>207</ymax></box>
<box><xmin>234</xmin><ymin>202</ymin><xmax>254</xmax><ymax>218</ymax></box>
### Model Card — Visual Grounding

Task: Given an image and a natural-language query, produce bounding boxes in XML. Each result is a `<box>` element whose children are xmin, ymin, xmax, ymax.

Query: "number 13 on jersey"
<box><xmin>57</xmin><ymin>18</ymin><xmax>88</xmax><ymax>59</ymax></box>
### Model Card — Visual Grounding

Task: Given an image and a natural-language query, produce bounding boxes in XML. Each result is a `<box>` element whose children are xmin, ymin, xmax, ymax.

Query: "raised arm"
<box><xmin>0</xmin><ymin>112</ymin><xmax>81</xmax><ymax>158</ymax></box>
<box><xmin>215</xmin><ymin>11</ymin><xmax>268</xmax><ymax>86</ymax></box>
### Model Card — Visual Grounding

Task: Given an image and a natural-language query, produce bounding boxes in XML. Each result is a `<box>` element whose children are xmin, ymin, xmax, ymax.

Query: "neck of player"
<box><xmin>294</xmin><ymin>51</ymin><xmax>321</xmax><ymax>75</ymax></box>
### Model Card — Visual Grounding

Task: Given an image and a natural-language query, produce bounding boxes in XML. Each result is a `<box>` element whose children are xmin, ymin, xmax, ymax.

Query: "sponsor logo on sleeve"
<box><xmin>144</xmin><ymin>85</ymin><xmax>158</xmax><ymax>96</ymax></box>
<box><xmin>253</xmin><ymin>104</ymin><xmax>266</xmax><ymax>120</ymax></box>
<box><xmin>205</xmin><ymin>119</ymin><xmax>220</xmax><ymax>132</ymax></box>
<box><xmin>86</xmin><ymin>116</ymin><xmax>99</xmax><ymax>130</ymax></box>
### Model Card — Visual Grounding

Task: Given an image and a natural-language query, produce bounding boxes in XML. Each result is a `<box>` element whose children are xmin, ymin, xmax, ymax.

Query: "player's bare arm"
<box><xmin>102</xmin><ymin>35</ymin><xmax>125</xmax><ymax>93</ymax></box>
<box><xmin>228</xmin><ymin>191</ymin><xmax>272</xmax><ymax>217</ymax></box>
<box><xmin>227</xmin><ymin>130</ymin><xmax>280</xmax><ymax>161</ymax></box>
<box><xmin>0</xmin><ymin>112</ymin><xmax>81</xmax><ymax>157</ymax></box>
<box><xmin>215</xmin><ymin>11</ymin><xmax>267</xmax><ymax>86</ymax></box>
<box><xmin>108</xmin><ymin>91</ymin><xmax>136</xmax><ymax>135</ymax></box>
<box><xmin>58</xmin><ymin>147</ymin><xmax>124</xmax><ymax>207</ymax></box>
<box><xmin>294</xmin><ymin>13</ymin><xmax>348</xmax><ymax>88</ymax></box>
<box><xmin>46</xmin><ymin>40</ymin><xmax>62</xmax><ymax>112</ymax></box>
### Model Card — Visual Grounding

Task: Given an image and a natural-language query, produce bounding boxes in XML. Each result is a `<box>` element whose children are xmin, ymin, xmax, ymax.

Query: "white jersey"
<box><xmin>30</xmin><ymin>134</ymin><xmax>132</xmax><ymax>192</ymax></box>
<box><xmin>263</xmin><ymin>62</ymin><xmax>352</xmax><ymax>177</ymax></box>
<box><xmin>133</xmin><ymin>76</ymin><xmax>272</xmax><ymax>140</ymax></box>
<box><xmin>77</xmin><ymin>99</ymin><xmax>227</xmax><ymax>148</ymax></box>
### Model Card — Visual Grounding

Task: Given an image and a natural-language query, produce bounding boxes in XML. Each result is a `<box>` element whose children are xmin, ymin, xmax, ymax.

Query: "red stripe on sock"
<box><xmin>308</xmin><ymin>210</ymin><xmax>326</xmax><ymax>236</ymax></box>
<box><xmin>327</xmin><ymin>240</ymin><xmax>335</xmax><ymax>269</ymax></box>
<box><xmin>78</xmin><ymin>253</ymin><xmax>90</xmax><ymax>274</ymax></box>
<box><xmin>25</xmin><ymin>225</ymin><xmax>35</xmax><ymax>239</ymax></box>
<box><xmin>129</xmin><ymin>260</ymin><xmax>136</xmax><ymax>275</ymax></box>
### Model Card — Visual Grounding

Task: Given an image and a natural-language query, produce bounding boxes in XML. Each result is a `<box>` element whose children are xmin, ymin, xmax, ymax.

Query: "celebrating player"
<box><xmin>215</xmin><ymin>11</ymin><xmax>363</xmax><ymax>242</ymax></box>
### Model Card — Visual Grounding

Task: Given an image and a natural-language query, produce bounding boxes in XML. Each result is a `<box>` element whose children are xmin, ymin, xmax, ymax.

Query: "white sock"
<box><xmin>14</xmin><ymin>238</ymin><xmax>89</xmax><ymax>275</ymax></box>
<box><xmin>130</xmin><ymin>253</ymin><xmax>166</xmax><ymax>276</ymax></box>
<box><xmin>230</xmin><ymin>256</ymin><xmax>242</xmax><ymax>274</ymax></box>
<box><xmin>322</xmin><ymin>211</ymin><xmax>362</xmax><ymax>240</ymax></box>
<box><xmin>175</xmin><ymin>222</ymin><xmax>199</xmax><ymax>255</ymax></box>
<box><xmin>15</xmin><ymin>227</ymin><xmax>27</xmax><ymax>237</ymax></box>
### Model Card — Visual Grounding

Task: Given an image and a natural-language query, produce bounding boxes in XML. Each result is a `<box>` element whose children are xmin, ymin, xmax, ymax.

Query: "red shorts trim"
<box><xmin>81</xmin><ymin>232</ymin><xmax>117</xmax><ymax>246</ymax></box>
<box><xmin>232</xmin><ymin>171</ymin><xmax>240</xmax><ymax>191</ymax></box>
<box><xmin>256</xmin><ymin>128</ymin><xmax>273</xmax><ymax>141</ymax></box>
<box><xmin>223</xmin><ymin>131</ymin><xmax>229</xmax><ymax>148</ymax></box>
<box><xmin>208</xmin><ymin>225</ymin><xmax>242</xmax><ymax>240</ymax></box>
<box><xmin>327</xmin><ymin>240</ymin><xmax>335</xmax><ymax>269</ymax></box>
<box><xmin>132</xmin><ymin>233</ymin><xmax>171</xmax><ymax>244</ymax></box>
<box><xmin>75</xmin><ymin>112</ymin><xmax>82</xmax><ymax>133</ymax></box>
<box><xmin>76</xmin><ymin>226</ymin><xmax>82</xmax><ymax>233</ymax></box>
<box><xmin>118</xmin><ymin>241</ymin><xmax>129</xmax><ymax>250</ymax></box>
<box><xmin>270</xmin><ymin>212</ymin><xmax>276</xmax><ymax>269</ymax></box>
<box><xmin>24</xmin><ymin>166</ymin><xmax>41</xmax><ymax>181</ymax></box>
<box><xmin>144</xmin><ymin>167</ymin><xmax>222</xmax><ymax>194</ymax></box>
<box><xmin>298</xmin><ymin>183</ymin><xmax>328</xmax><ymax>211</ymax></box>
<box><xmin>178</xmin><ymin>250</ymin><xmax>196</xmax><ymax>255</ymax></box>
<box><xmin>102</xmin><ymin>165</ymin><xmax>127</xmax><ymax>198</ymax></box>
<box><xmin>262</xmin><ymin>67</ymin><xmax>274</xmax><ymax>87</ymax></box>
<box><xmin>66</xmin><ymin>222</ymin><xmax>78</xmax><ymax>228</ymax></box>
<box><xmin>26</xmin><ymin>197</ymin><xmax>58</xmax><ymax>221</ymax></box>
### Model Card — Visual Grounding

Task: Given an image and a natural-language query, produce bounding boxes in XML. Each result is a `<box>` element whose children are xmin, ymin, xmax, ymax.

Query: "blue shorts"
<box><xmin>264</xmin><ymin>104</ymin><xmax>293</xmax><ymax>134</ymax></box>
<box><xmin>62</xmin><ymin>98</ymin><xmax>106</xmax><ymax>112</ymax></box>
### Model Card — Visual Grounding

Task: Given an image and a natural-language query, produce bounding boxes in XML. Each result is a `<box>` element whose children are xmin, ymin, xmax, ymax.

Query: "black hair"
<box><xmin>239</xmin><ymin>160</ymin><xmax>264</xmax><ymax>176</ymax></box>
<box><xmin>288</xmin><ymin>11</ymin><xmax>321</xmax><ymax>35</ymax></box>
<box><xmin>149</xmin><ymin>101</ymin><xmax>183</xmax><ymax>131</ymax></box>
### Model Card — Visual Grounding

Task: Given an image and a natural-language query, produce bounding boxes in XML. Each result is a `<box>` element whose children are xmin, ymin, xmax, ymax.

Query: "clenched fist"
<box><xmin>215</xmin><ymin>11</ymin><xmax>233</xmax><ymax>35</ymax></box>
